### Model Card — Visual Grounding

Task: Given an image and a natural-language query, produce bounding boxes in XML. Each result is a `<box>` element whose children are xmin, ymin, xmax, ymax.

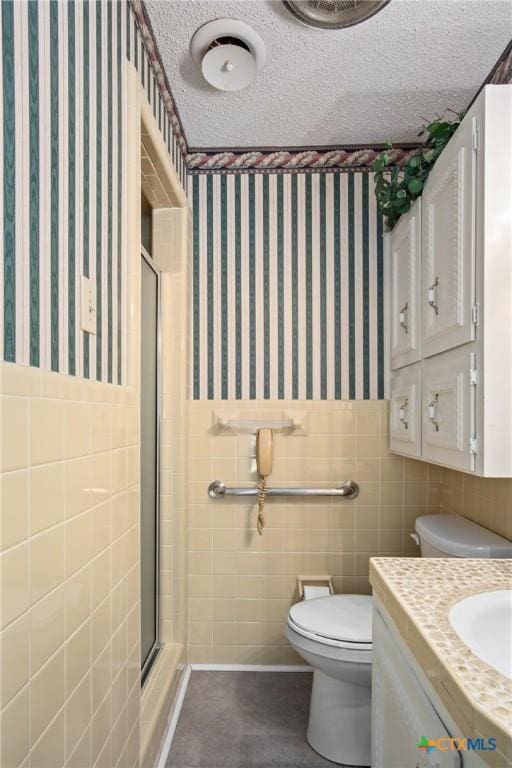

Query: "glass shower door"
<box><xmin>140</xmin><ymin>252</ymin><xmax>160</xmax><ymax>681</ymax></box>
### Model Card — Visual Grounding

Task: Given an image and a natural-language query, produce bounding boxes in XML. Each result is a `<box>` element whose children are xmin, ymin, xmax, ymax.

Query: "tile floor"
<box><xmin>166</xmin><ymin>671</ymin><xmax>336</xmax><ymax>767</ymax></box>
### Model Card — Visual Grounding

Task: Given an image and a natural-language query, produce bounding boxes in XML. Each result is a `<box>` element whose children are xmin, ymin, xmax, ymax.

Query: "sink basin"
<box><xmin>449</xmin><ymin>590</ymin><xmax>512</xmax><ymax>679</ymax></box>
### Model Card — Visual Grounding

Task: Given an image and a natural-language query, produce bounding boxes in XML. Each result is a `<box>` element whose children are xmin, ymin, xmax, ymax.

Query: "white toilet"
<box><xmin>286</xmin><ymin>514</ymin><xmax>512</xmax><ymax>766</ymax></box>
<box><xmin>286</xmin><ymin>594</ymin><xmax>372</xmax><ymax>765</ymax></box>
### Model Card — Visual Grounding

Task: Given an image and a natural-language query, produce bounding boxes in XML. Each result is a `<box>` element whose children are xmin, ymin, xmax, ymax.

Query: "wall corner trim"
<box><xmin>156</xmin><ymin>664</ymin><xmax>192</xmax><ymax>768</ymax></box>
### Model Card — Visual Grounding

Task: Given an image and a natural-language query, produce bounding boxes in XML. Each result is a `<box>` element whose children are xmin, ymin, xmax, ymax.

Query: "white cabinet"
<box><xmin>390</xmin><ymin>200</ymin><xmax>421</xmax><ymax>370</ymax></box>
<box><xmin>390</xmin><ymin>363</ymin><xmax>421</xmax><ymax>458</ymax></box>
<box><xmin>388</xmin><ymin>85</ymin><xmax>512</xmax><ymax>476</ymax></box>
<box><xmin>422</xmin><ymin>346</ymin><xmax>476</xmax><ymax>472</ymax></box>
<box><xmin>373</xmin><ymin>607</ymin><xmax>466</xmax><ymax>768</ymax></box>
<box><xmin>421</xmin><ymin>114</ymin><xmax>477</xmax><ymax>359</ymax></box>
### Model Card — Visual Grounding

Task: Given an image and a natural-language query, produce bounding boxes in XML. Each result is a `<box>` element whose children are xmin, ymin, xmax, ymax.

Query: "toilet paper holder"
<box><xmin>297</xmin><ymin>575</ymin><xmax>334</xmax><ymax>600</ymax></box>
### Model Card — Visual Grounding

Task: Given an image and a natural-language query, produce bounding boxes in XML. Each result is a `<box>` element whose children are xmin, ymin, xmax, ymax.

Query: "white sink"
<box><xmin>449</xmin><ymin>590</ymin><xmax>512</xmax><ymax>679</ymax></box>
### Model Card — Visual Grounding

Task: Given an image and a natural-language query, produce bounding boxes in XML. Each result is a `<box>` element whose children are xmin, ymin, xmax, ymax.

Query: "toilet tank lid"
<box><xmin>415</xmin><ymin>514</ymin><xmax>512</xmax><ymax>558</ymax></box>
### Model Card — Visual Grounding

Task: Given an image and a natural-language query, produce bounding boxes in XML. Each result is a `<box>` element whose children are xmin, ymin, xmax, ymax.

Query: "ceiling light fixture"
<box><xmin>283</xmin><ymin>0</ymin><xmax>390</xmax><ymax>30</ymax></box>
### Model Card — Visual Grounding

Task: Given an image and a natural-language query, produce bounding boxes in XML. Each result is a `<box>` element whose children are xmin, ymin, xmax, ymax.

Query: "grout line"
<box><xmin>0</xmin><ymin>535</ymin><xmax>139</xmax><ymax>650</ymax></box>
<box><xmin>0</xmin><ymin>474</ymin><xmax>138</xmax><ymax>558</ymax></box>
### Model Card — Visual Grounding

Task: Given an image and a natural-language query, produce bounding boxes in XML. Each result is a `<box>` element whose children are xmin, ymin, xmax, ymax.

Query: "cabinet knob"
<box><xmin>427</xmin><ymin>276</ymin><xmax>439</xmax><ymax>315</ymax></box>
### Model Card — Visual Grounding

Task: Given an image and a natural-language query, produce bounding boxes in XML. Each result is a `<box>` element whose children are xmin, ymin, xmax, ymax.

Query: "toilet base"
<box><xmin>306</xmin><ymin>668</ymin><xmax>371</xmax><ymax>766</ymax></box>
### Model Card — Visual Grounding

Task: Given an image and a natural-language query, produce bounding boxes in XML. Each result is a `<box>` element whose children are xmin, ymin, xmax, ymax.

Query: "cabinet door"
<box><xmin>422</xmin><ymin>115</ymin><xmax>477</xmax><ymax>358</ymax></box>
<box><xmin>372</xmin><ymin>610</ymin><xmax>462</xmax><ymax>768</ymax></box>
<box><xmin>390</xmin><ymin>200</ymin><xmax>421</xmax><ymax>370</ymax></box>
<box><xmin>422</xmin><ymin>346</ymin><xmax>476</xmax><ymax>472</ymax></box>
<box><xmin>390</xmin><ymin>363</ymin><xmax>421</xmax><ymax>458</ymax></box>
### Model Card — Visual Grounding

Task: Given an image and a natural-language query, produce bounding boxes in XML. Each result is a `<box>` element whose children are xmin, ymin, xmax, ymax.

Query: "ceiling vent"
<box><xmin>283</xmin><ymin>0</ymin><xmax>390</xmax><ymax>29</ymax></box>
<box><xmin>190</xmin><ymin>19</ymin><xmax>266</xmax><ymax>92</ymax></box>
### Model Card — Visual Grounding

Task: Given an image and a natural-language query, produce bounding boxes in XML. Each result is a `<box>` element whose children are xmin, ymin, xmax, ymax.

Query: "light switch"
<box><xmin>81</xmin><ymin>275</ymin><xmax>96</xmax><ymax>335</ymax></box>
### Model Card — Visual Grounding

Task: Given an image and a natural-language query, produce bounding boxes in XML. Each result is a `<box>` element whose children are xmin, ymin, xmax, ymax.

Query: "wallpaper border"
<box><xmin>485</xmin><ymin>39</ymin><xmax>512</xmax><ymax>87</ymax></box>
<box><xmin>186</xmin><ymin>146</ymin><xmax>420</xmax><ymax>175</ymax></box>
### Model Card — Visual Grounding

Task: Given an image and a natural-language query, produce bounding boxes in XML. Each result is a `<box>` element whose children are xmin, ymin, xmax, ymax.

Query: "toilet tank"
<box><xmin>414</xmin><ymin>514</ymin><xmax>512</xmax><ymax>558</ymax></box>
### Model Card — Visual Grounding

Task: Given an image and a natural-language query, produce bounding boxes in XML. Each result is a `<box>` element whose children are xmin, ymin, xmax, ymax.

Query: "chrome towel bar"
<box><xmin>208</xmin><ymin>480</ymin><xmax>359</xmax><ymax>500</ymax></box>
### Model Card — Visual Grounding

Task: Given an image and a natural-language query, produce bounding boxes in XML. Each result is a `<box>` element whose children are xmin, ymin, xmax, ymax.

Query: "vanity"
<box><xmin>370</xmin><ymin>558</ymin><xmax>512</xmax><ymax>768</ymax></box>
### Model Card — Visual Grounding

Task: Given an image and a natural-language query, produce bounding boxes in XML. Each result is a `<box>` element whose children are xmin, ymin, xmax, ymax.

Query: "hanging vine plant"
<box><xmin>373</xmin><ymin>112</ymin><xmax>463</xmax><ymax>230</ymax></box>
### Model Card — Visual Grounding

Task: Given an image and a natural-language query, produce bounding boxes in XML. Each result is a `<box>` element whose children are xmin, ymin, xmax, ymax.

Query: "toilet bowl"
<box><xmin>286</xmin><ymin>594</ymin><xmax>372</xmax><ymax>766</ymax></box>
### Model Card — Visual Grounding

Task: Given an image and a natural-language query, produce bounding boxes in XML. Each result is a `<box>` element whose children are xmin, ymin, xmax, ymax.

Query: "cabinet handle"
<box><xmin>428</xmin><ymin>393</ymin><xmax>440</xmax><ymax>432</ymax></box>
<box><xmin>399</xmin><ymin>398</ymin><xmax>409</xmax><ymax>430</ymax></box>
<box><xmin>399</xmin><ymin>301</ymin><xmax>408</xmax><ymax>334</ymax></box>
<box><xmin>428</xmin><ymin>276</ymin><xmax>439</xmax><ymax>315</ymax></box>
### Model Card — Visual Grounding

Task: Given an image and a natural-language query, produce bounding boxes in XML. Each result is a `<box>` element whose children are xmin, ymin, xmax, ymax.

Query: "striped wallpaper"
<box><xmin>190</xmin><ymin>171</ymin><xmax>384</xmax><ymax>400</ymax></box>
<box><xmin>0</xmin><ymin>0</ymin><xmax>186</xmax><ymax>383</ymax></box>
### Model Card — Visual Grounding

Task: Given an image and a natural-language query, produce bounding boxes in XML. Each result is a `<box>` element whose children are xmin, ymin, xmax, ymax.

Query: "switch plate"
<box><xmin>81</xmin><ymin>276</ymin><xmax>96</xmax><ymax>334</ymax></box>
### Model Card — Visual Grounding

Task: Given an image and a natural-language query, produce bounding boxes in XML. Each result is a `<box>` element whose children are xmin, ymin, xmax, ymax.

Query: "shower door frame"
<box><xmin>124</xmin><ymin>62</ymin><xmax>189</xmax><ymax>762</ymax></box>
<box><xmin>140</xmin><ymin>245</ymin><xmax>162</xmax><ymax>685</ymax></box>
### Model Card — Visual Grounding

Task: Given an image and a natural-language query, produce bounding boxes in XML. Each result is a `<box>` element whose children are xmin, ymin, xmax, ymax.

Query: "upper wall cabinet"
<box><xmin>421</xmin><ymin>114</ymin><xmax>476</xmax><ymax>358</ymax></box>
<box><xmin>390</xmin><ymin>200</ymin><xmax>421</xmax><ymax>370</ymax></box>
<box><xmin>388</xmin><ymin>85</ymin><xmax>512</xmax><ymax>477</ymax></box>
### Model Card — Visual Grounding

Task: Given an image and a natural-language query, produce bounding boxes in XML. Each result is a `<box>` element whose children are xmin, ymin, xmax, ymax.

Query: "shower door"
<box><xmin>140</xmin><ymin>250</ymin><xmax>160</xmax><ymax>682</ymax></box>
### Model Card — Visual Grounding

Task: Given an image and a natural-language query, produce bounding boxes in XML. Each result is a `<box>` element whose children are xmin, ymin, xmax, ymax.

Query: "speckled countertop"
<box><xmin>370</xmin><ymin>558</ymin><xmax>512</xmax><ymax>767</ymax></box>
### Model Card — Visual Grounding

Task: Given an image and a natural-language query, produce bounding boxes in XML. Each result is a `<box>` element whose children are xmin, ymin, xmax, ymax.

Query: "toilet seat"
<box><xmin>288</xmin><ymin>594</ymin><xmax>373</xmax><ymax>650</ymax></box>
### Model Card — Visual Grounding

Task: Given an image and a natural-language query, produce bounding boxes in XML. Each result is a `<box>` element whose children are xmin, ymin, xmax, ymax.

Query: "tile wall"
<box><xmin>0</xmin><ymin>362</ymin><xmax>140</xmax><ymax>768</ymax></box>
<box><xmin>439</xmin><ymin>470</ymin><xmax>512</xmax><ymax>540</ymax></box>
<box><xmin>187</xmin><ymin>399</ymin><xmax>441</xmax><ymax>665</ymax></box>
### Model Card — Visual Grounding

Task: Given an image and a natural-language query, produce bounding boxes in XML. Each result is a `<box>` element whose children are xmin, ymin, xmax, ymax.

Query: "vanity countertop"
<box><xmin>369</xmin><ymin>557</ymin><xmax>512</xmax><ymax>766</ymax></box>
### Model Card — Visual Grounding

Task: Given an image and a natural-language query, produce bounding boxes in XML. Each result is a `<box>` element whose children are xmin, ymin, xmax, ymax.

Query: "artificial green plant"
<box><xmin>373</xmin><ymin>112</ymin><xmax>463</xmax><ymax>230</ymax></box>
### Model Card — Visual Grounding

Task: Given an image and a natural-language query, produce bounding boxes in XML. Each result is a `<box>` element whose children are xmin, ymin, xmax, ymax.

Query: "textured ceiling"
<box><xmin>145</xmin><ymin>0</ymin><xmax>512</xmax><ymax>149</ymax></box>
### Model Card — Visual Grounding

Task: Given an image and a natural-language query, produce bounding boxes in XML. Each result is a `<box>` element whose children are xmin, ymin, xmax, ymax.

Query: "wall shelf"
<box><xmin>211</xmin><ymin>411</ymin><xmax>306</xmax><ymax>434</ymax></box>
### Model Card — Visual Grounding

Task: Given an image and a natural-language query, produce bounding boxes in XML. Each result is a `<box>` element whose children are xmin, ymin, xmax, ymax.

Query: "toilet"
<box><xmin>286</xmin><ymin>594</ymin><xmax>372</xmax><ymax>765</ymax></box>
<box><xmin>286</xmin><ymin>514</ymin><xmax>512</xmax><ymax>766</ymax></box>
